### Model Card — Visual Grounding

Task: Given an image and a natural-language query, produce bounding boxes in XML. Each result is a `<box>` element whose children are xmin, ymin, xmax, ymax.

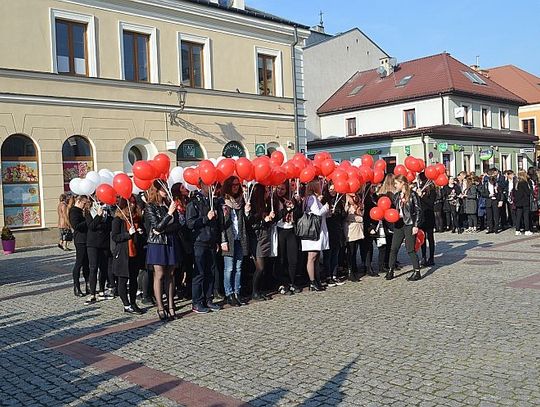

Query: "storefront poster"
<box><xmin>4</xmin><ymin>206</ymin><xmax>41</xmax><ymax>228</ymax></box>
<box><xmin>63</xmin><ymin>161</ymin><xmax>91</xmax><ymax>190</ymax></box>
<box><xmin>1</xmin><ymin>161</ymin><xmax>38</xmax><ymax>183</ymax></box>
<box><xmin>3</xmin><ymin>184</ymin><xmax>40</xmax><ymax>206</ymax></box>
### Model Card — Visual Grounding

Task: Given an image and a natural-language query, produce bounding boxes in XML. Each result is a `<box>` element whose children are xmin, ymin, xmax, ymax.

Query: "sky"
<box><xmin>248</xmin><ymin>0</ymin><xmax>540</xmax><ymax>76</ymax></box>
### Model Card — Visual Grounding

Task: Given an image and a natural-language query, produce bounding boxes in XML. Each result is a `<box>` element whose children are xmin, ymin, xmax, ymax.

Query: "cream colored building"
<box><xmin>0</xmin><ymin>0</ymin><xmax>310</xmax><ymax>246</ymax></box>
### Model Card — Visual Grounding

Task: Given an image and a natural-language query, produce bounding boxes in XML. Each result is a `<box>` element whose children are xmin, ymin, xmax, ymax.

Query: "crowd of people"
<box><xmin>61</xmin><ymin>165</ymin><xmax>539</xmax><ymax>321</ymax></box>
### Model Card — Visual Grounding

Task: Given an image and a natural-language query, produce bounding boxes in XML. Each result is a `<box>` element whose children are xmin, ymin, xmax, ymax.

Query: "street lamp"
<box><xmin>168</xmin><ymin>84</ymin><xmax>187</xmax><ymax>125</ymax></box>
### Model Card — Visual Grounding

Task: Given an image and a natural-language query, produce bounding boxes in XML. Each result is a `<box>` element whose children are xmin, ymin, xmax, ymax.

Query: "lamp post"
<box><xmin>168</xmin><ymin>84</ymin><xmax>187</xmax><ymax>125</ymax></box>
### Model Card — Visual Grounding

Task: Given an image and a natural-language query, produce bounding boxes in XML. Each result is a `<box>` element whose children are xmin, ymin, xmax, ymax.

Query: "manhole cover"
<box><xmin>465</xmin><ymin>260</ymin><xmax>502</xmax><ymax>266</ymax></box>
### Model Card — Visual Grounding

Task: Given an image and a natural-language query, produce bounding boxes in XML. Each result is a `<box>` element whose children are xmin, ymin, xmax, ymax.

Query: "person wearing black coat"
<box><xmin>386</xmin><ymin>175</ymin><xmax>422</xmax><ymax>281</ymax></box>
<box><xmin>434</xmin><ymin>186</ymin><xmax>444</xmax><ymax>233</ymax></box>
<box><xmin>84</xmin><ymin>202</ymin><xmax>113</xmax><ymax>305</ymax></box>
<box><xmin>322</xmin><ymin>182</ymin><xmax>346</xmax><ymax>285</ymax></box>
<box><xmin>481</xmin><ymin>176</ymin><xmax>503</xmax><ymax>234</ymax></box>
<box><xmin>171</xmin><ymin>183</ymin><xmax>193</xmax><ymax>301</ymax></box>
<box><xmin>111</xmin><ymin>197</ymin><xmax>146</xmax><ymax>315</ymax></box>
<box><xmin>68</xmin><ymin>195</ymin><xmax>90</xmax><ymax>297</ymax></box>
<box><xmin>442</xmin><ymin>179</ymin><xmax>462</xmax><ymax>232</ymax></box>
<box><xmin>418</xmin><ymin>173</ymin><xmax>436</xmax><ymax>267</ymax></box>
<box><xmin>186</xmin><ymin>182</ymin><xmax>222</xmax><ymax>313</ymax></box>
<box><xmin>514</xmin><ymin>171</ymin><xmax>532</xmax><ymax>235</ymax></box>
<box><xmin>361</xmin><ymin>184</ymin><xmax>379</xmax><ymax>277</ymax></box>
<box><xmin>375</xmin><ymin>174</ymin><xmax>396</xmax><ymax>274</ymax></box>
<box><xmin>145</xmin><ymin>182</ymin><xmax>181</xmax><ymax>321</ymax></box>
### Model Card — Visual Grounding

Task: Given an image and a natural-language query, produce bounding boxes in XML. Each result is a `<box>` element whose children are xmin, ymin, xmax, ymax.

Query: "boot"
<box><xmin>407</xmin><ymin>269</ymin><xmax>422</xmax><ymax>281</ymax></box>
<box><xmin>226</xmin><ymin>295</ymin><xmax>240</xmax><ymax>307</ymax></box>
<box><xmin>85</xmin><ymin>281</ymin><xmax>90</xmax><ymax>295</ymax></box>
<box><xmin>385</xmin><ymin>269</ymin><xmax>394</xmax><ymax>280</ymax></box>
<box><xmin>348</xmin><ymin>269</ymin><xmax>359</xmax><ymax>282</ymax></box>
<box><xmin>73</xmin><ymin>284</ymin><xmax>85</xmax><ymax>297</ymax></box>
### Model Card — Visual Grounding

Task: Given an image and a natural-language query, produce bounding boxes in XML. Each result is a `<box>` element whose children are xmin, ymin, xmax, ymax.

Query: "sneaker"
<box><xmin>332</xmin><ymin>277</ymin><xmax>345</xmax><ymax>286</ymax></box>
<box><xmin>206</xmin><ymin>302</ymin><xmax>222</xmax><ymax>312</ymax></box>
<box><xmin>290</xmin><ymin>285</ymin><xmax>302</xmax><ymax>294</ymax></box>
<box><xmin>192</xmin><ymin>305</ymin><xmax>210</xmax><ymax>314</ymax></box>
<box><xmin>525</xmin><ymin>231</ymin><xmax>533</xmax><ymax>236</ymax></box>
<box><xmin>278</xmin><ymin>285</ymin><xmax>287</xmax><ymax>295</ymax></box>
<box><xmin>515</xmin><ymin>231</ymin><xmax>522</xmax><ymax>236</ymax></box>
<box><xmin>326</xmin><ymin>279</ymin><xmax>337</xmax><ymax>288</ymax></box>
<box><xmin>84</xmin><ymin>297</ymin><xmax>97</xmax><ymax>306</ymax></box>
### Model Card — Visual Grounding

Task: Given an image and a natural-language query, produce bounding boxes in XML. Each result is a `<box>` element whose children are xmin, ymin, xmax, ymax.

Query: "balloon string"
<box><xmin>128</xmin><ymin>202</ymin><xmax>134</xmax><ymax>227</ymax></box>
<box><xmin>209</xmin><ymin>185</ymin><xmax>214</xmax><ymax>212</ymax></box>
<box><xmin>296</xmin><ymin>177</ymin><xmax>300</xmax><ymax>197</ymax></box>
<box><xmin>332</xmin><ymin>193</ymin><xmax>343</xmax><ymax>211</ymax></box>
<box><xmin>420</xmin><ymin>180</ymin><xmax>434</xmax><ymax>193</ymax></box>
<box><xmin>270</xmin><ymin>187</ymin><xmax>274</xmax><ymax>213</ymax></box>
<box><xmin>115</xmin><ymin>204</ymin><xmax>132</xmax><ymax>228</ymax></box>
<box><xmin>157</xmin><ymin>179</ymin><xmax>173</xmax><ymax>201</ymax></box>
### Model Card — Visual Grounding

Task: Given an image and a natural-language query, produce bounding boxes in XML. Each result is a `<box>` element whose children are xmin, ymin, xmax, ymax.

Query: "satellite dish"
<box><xmin>389</xmin><ymin>57</ymin><xmax>398</xmax><ymax>68</ymax></box>
<box><xmin>218</xmin><ymin>0</ymin><xmax>234</xmax><ymax>7</ymax></box>
<box><xmin>377</xmin><ymin>66</ymin><xmax>387</xmax><ymax>78</ymax></box>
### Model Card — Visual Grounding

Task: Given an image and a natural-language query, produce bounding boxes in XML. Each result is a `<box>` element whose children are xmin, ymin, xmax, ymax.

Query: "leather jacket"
<box><xmin>393</xmin><ymin>191</ymin><xmax>422</xmax><ymax>227</ymax></box>
<box><xmin>144</xmin><ymin>203</ymin><xmax>180</xmax><ymax>245</ymax></box>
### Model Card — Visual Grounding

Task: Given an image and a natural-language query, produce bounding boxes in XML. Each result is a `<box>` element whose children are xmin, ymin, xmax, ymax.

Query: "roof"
<box><xmin>486</xmin><ymin>65</ymin><xmax>540</xmax><ymax>105</ymax></box>
<box><xmin>304</xmin><ymin>28</ymin><xmax>388</xmax><ymax>57</ymax></box>
<box><xmin>181</xmin><ymin>0</ymin><xmax>310</xmax><ymax>29</ymax></box>
<box><xmin>307</xmin><ymin>125</ymin><xmax>537</xmax><ymax>149</ymax></box>
<box><xmin>317</xmin><ymin>53</ymin><xmax>526</xmax><ymax>116</ymax></box>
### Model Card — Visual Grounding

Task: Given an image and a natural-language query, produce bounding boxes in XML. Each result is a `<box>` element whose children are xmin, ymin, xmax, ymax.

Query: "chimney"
<box><xmin>379</xmin><ymin>57</ymin><xmax>397</xmax><ymax>77</ymax></box>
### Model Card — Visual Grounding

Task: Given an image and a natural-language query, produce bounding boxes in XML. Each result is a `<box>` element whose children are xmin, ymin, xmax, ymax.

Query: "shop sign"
<box><xmin>222</xmin><ymin>141</ymin><xmax>246</xmax><ymax>158</ymax></box>
<box><xmin>255</xmin><ymin>143</ymin><xmax>266</xmax><ymax>157</ymax></box>
<box><xmin>520</xmin><ymin>148</ymin><xmax>535</xmax><ymax>154</ymax></box>
<box><xmin>437</xmin><ymin>143</ymin><xmax>448</xmax><ymax>153</ymax></box>
<box><xmin>404</xmin><ymin>146</ymin><xmax>411</xmax><ymax>156</ymax></box>
<box><xmin>479</xmin><ymin>149</ymin><xmax>494</xmax><ymax>161</ymax></box>
<box><xmin>452</xmin><ymin>144</ymin><xmax>464</xmax><ymax>152</ymax></box>
<box><xmin>366</xmin><ymin>149</ymin><xmax>382</xmax><ymax>156</ymax></box>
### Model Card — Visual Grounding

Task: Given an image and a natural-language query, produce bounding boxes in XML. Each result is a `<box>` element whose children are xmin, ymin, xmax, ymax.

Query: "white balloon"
<box><xmin>85</xmin><ymin>171</ymin><xmax>101</xmax><ymax>186</ymax></box>
<box><xmin>185</xmin><ymin>182</ymin><xmax>197</xmax><ymax>192</ymax></box>
<box><xmin>98</xmin><ymin>169</ymin><xmax>113</xmax><ymax>177</ymax></box>
<box><xmin>168</xmin><ymin>166</ymin><xmax>184</xmax><ymax>188</ymax></box>
<box><xmin>352</xmin><ymin>158</ymin><xmax>362</xmax><ymax>167</ymax></box>
<box><xmin>69</xmin><ymin>178</ymin><xmax>82</xmax><ymax>195</ymax></box>
<box><xmin>100</xmin><ymin>172</ymin><xmax>114</xmax><ymax>186</ymax></box>
<box><xmin>217</xmin><ymin>156</ymin><xmax>226</xmax><ymax>163</ymax></box>
<box><xmin>113</xmin><ymin>171</ymin><xmax>124</xmax><ymax>176</ymax></box>
<box><xmin>79</xmin><ymin>178</ymin><xmax>96</xmax><ymax>196</ymax></box>
<box><xmin>232</xmin><ymin>156</ymin><xmax>240</xmax><ymax>161</ymax></box>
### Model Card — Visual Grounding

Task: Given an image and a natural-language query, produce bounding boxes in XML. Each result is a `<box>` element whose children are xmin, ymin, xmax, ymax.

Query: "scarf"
<box><xmin>224</xmin><ymin>195</ymin><xmax>243</xmax><ymax>211</ymax></box>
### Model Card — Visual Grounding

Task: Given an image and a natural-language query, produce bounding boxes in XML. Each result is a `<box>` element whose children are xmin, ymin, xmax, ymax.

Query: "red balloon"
<box><xmin>96</xmin><ymin>184</ymin><xmax>117</xmax><ymax>205</ymax></box>
<box><xmin>314</xmin><ymin>152</ymin><xmax>326</xmax><ymax>165</ymax></box>
<box><xmin>183</xmin><ymin>167</ymin><xmax>200</xmax><ymax>186</ymax></box>
<box><xmin>404</xmin><ymin>156</ymin><xmax>419</xmax><ymax>172</ymax></box>
<box><xmin>348</xmin><ymin>177</ymin><xmax>361</xmax><ymax>193</ymax></box>
<box><xmin>415</xmin><ymin>229</ymin><xmax>426</xmax><ymax>252</ymax></box>
<box><xmin>425</xmin><ymin>166</ymin><xmax>439</xmax><ymax>180</ymax></box>
<box><xmin>200</xmin><ymin>165</ymin><xmax>217</xmax><ymax>185</ymax></box>
<box><xmin>358</xmin><ymin>166</ymin><xmax>374</xmax><ymax>183</ymax></box>
<box><xmin>361</xmin><ymin>154</ymin><xmax>374</xmax><ymax>168</ymax></box>
<box><xmin>378</xmin><ymin>196</ymin><xmax>392</xmax><ymax>211</ymax></box>
<box><xmin>374</xmin><ymin>159</ymin><xmax>387</xmax><ymax>172</ymax></box>
<box><xmin>370</xmin><ymin>206</ymin><xmax>385</xmax><ymax>221</ymax></box>
<box><xmin>254</xmin><ymin>160</ymin><xmax>271</xmax><ymax>182</ymax></box>
<box><xmin>269</xmin><ymin>167</ymin><xmax>288</xmax><ymax>186</ymax></box>
<box><xmin>199</xmin><ymin>160</ymin><xmax>215</xmax><ymax>170</ymax></box>
<box><xmin>435</xmin><ymin>174</ymin><xmax>449</xmax><ymax>187</ymax></box>
<box><xmin>133</xmin><ymin>177</ymin><xmax>152</xmax><ymax>191</ymax></box>
<box><xmin>153</xmin><ymin>153</ymin><xmax>171</xmax><ymax>174</ymax></box>
<box><xmin>332</xmin><ymin>169</ymin><xmax>348</xmax><ymax>182</ymax></box>
<box><xmin>406</xmin><ymin>170</ymin><xmax>416</xmax><ymax>183</ymax></box>
<box><xmin>417</xmin><ymin>159</ymin><xmax>426</xmax><ymax>171</ymax></box>
<box><xmin>334</xmin><ymin>179</ymin><xmax>349</xmax><ymax>194</ymax></box>
<box><xmin>292</xmin><ymin>153</ymin><xmax>307</xmax><ymax>164</ymax></box>
<box><xmin>435</xmin><ymin>163</ymin><xmax>446</xmax><ymax>175</ymax></box>
<box><xmin>320</xmin><ymin>159</ymin><xmax>336</xmax><ymax>177</ymax></box>
<box><xmin>270</xmin><ymin>150</ymin><xmax>285</xmax><ymax>166</ymax></box>
<box><xmin>373</xmin><ymin>169</ymin><xmax>385</xmax><ymax>184</ymax></box>
<box><xmin>299</xmin><ymin>166</ymin><xmax>316</xmax><ymax>183</ymax></box>
<box><xmin>236</xmin><ymin>158</ymin><xmax>254</xmax><ymax>181</ymax></box>
<box><xmin>394</xmin><ymin>164</ymin><xmax>408</xmax><ymax>177</ymax></box>
<box><xmin>384</xmin><ymin>208</ymin><xmax>400</xmax><ymax>223</ymax></box>
<box><xmin>282</xmin><ymin>162</ymin><xmax>297</xmax><ymax>179</ymax></box>
<box><xmin>339</xmin><ymin>160</ymin><xmax>352</xmax><ymax>169</ymax></box>
<box><xmin>346</xmin><ymin>167</ymin><xmax>359</xmax><ymax>180</ymax></box>
<box><xmin>113</xmin><ymin>173</ymin><xmax>133</xmax><ymax>200</ymax></box>
<box><xmin>132</xmin><ymin>161</ymin><xmax>157</xmax><ymax>181</ymax></box>
<box><xmin>217</xmin><ymin>158</ymin><xmax>236</xmax><ymax>178</ymax></box>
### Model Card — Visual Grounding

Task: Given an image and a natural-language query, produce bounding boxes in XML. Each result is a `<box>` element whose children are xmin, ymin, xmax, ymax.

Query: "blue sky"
<box><xmin>248</xmin><ymin>0</ymin><xmax>540</xmax><ymax>76</ymax></box>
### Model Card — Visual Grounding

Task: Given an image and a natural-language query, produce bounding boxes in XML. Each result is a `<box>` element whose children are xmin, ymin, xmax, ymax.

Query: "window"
<box><xmin>463</xmin><ymin>153</ymin><xmax>472</xmax><ymax>173</ymax></box>
<box><xmin>348</xmin><ymin>85</ymin><xmax>364</xmax><ymax>96</ymax></box>
<box><xmin>181</xmin><ymin>41</ymin><xmax>204</xmax><ymax>88</ymax></box>
<box><xmin>128</xmin><ymin>146</ymin><xmax>143</xmax><ymax>165</ymax></box>
<box><xmin>499</xmin><ymin>109</ymin><xmax>509</xmax><ymax>129</ymax></box>
<box><xmin>123</xmin><ymin>31</ymin><xmax>149</xmax><ymax>82</ymax></box>
<box><xmin>123</xmin><ymin>138</ymin><xmax>157</xmax><ymax>173</ymax></box>
<box><xmin>346</xmin><ymin>118</ymin><xmax>356</xmax><ymax>136</ymax></box>
<box><xmin>1</xmin><ymin>134</ymin><xmax>41</xmax><ymax>228</ymax></box>
<box><xmin>518</xmin><ymin>155</ymin><xmax>525</xmax><ymax>171</ymax></box>
<box><xmin>462</xmin><ymin>104</ymin><xmax>472</xmax><ymax>126</ymax></box>
<box><xmin>62</xmin><ymin>136</ymin><xmax>93</xmax><ymax>192</ymax></box>
<box><xmin>258</xmin><ymin>54</ymin><xmax>275</xmax><ymax>96</ymax></box>
<box><xmin>397</xmin><ymin>75</ymin><xmax>413</xmax><ymax>87</ymax></box>
<box><xmin>481</xmin><ymin>106</ymin><xmax>491</xmax><ymax>128</ymax></box>
<box><xmin>382</xmin><ymin>156</ymin><xmax>397</xmax><ymax>175</ymax></box>
<box><xmin>462</xmin><ymin>71</ymin><xmax>487</xmax><ymax>85</ymax></box>
<box><xmin>442</xmin><ymin>153</ymin><xmax>452</xmax><ymax>175</ymax></box>
<box><xmin>522</xmin><ymin>119</ymin><xmax>536</xmax><ymax>135</ymax></box>
<box><xmin>222</xmin><ymin>141</ymin><xmax>246</xmax><ymax>158</ymax></box>
<box><xmin>55</xmin><ymin>19</ymin><xmax>87</xmax><ymax>75</ymax></box>
<box><xmin>177</xmin><ymin>139</ymin><xmax>204</xmax><ymax>166</ymax></box>
<box><xmin>403</xmin><ymin>109</ymin><xmax>416</xmax><ymax>129</ymax></box>
<box><xmin>501</xmin><ymin>154</ymin><xmax>509</xmax><ymax>172</ymax></box>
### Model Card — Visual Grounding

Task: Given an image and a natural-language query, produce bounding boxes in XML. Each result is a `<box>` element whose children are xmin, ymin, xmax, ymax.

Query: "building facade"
<box><xmin>0</xmin><ymin>0</ymin><xmax>310</xmax><ymax>246</ymax></box>
<box><xmin>309</xmin><ymin>53</ymin><xmax>536</xmax><ymax>175</ymax></box>
<box><xmin>303</xmin><ymin>28</ymin><xmax>387</xmax><ymax>141</ymax></box>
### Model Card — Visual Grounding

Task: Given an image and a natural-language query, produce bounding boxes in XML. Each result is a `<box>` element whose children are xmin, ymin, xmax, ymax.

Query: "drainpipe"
<box><xmin>421</xmin><ymin>132</ymin><xmax>427</xmax><ymax>164</ymax></box>
<box><xmin>440</xmin><ymin>93</ymin><xmax>445</xmax><ymax>125</ymax></box>
<box><xmin>291</xmin><ymin>26</ymin><xmax>300</xmax><ymax>153</ymax></box>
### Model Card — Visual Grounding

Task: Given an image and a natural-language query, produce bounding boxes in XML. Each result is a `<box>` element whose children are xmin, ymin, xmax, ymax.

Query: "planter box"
<box><xmin>2</xmin><ymin>239</ymin><xmax>16</xmax><ymax>254</ymax></box>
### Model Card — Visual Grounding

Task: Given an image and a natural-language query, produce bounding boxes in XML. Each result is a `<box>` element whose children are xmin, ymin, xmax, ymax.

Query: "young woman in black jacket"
<box><xmin>418</xmin><ymin>173</ymin><xmax>436</xmax><ymax>266</ymax></box>
<box><xmin>322</xmin><ymin>182</ymin><xmax>346</xmax><ymax>285</ymax></box>
<box><xmin>145</xmin><ymin>182</ymin><xmax>181</xmax><ymax>321</ymax></box>
<box><xmin>386</xmin><ymin>175</ymin><xmax>422</xmax><ymax>281</ymax></box>
<box><xmin>514</xmin><ymin>171</ymin><xmax>532</xmax><ymax>235</ymax></box>
<box><xmin>111</xmin><ymin>197</ymin><xmax>146</xmax><ymax>314</ymax></box>
<box><xmin>482</xmin><ymin>176</ymin><xmax>503</xmax><ymax>234</ymax></box>
<box><xmin>69</xmin><ymin>195</ymin><xmax>90</xmax><ymax>297</ymax></box>
<box><xmin>84</xmin><ymin>202</ymin><xmax>113</xmax><ymax>305</ymax></box>
<box><xmin>376</xmin><ymin>174</ymin><xmax>396</xmax><ymax>274</ymax></box>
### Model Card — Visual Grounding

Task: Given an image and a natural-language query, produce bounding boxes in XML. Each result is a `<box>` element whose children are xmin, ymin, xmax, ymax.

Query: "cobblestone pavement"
<box><xmin>1</xmin><ymin>230</ymin><xmax>540</xmax><ymax>406</ymax></box>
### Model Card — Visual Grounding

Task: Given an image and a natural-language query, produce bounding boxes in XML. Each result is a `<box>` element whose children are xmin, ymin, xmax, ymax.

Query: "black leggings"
<box><xmin>361</xmin><ymin>239</ymin><xmax>374</xmax><ymax>272</ymax></box>
<box><xmin>72</xmin><ymin>243</ymin><xmax>89</xmax><ymax>287</ymax></box>
<box><xmin>277</xmin><ymin>228</ymin><xmax>298</xmax><ymax>286</ymax></box>
<box><xmin>252</xmin><ymin>257</ymin><xmax>266</xmax><ymax>296</ymax></box>
<box><xmin>434</xmin><ymin>211</ymin><xmax>444</xmax><ymax>232</ymax></box>
<box><xmin>467</xmin><ymin>214</ymin><xmax>478</xmax><ymax>229</ymax></box>
<box><xmin>117</xmin><ymin>258</ymin><xmax>139</xmax><ymax>307</ymax></box>
<box><xmin>377</xmin><ymin>235</ymin><xmax>393</xmax><ymax>271</ymax></box>
<box><xmin>516</xmin><ymin>206</ymin><xmax>530</xmax><ymax>231</ymax></box>
<box><xmin>421</xmin><ymin>227</ymin><xmax>435</xmax><ymax>261</ymax></box>
<box><xmin>87</xmin><ymin>247</ymin><xmax>110</xmax><ymax>296</ymax></box>
<box><xmin>347</xmin><ymin>240</ymin><xmax>361</xmax><ymax>274</ymax></box>
<box><xmin>389</xmin><ymin>225</ymin><xmax>420</xmax><ymax>270</ymax></box>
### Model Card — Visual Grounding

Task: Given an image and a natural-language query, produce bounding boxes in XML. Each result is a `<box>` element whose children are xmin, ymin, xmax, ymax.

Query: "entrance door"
<box><xmin>383</xmin><ymin>156</ymin><xmax>397</xmax><ymax>175</ymax></box>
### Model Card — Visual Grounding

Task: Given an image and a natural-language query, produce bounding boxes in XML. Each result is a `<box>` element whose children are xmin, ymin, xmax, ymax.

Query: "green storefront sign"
<box><xmin>404</xmin><ymin>146</ymin><xmax>411</xmax><ymax>156</ymax></box>
<box><xmin>366</xmin><ymin>149</ymin><xmax>382</xmax><ymax>156</ymax></box>
<box><xmin>437</xmin><ymin>143</ymin><xmax>448</xmax><ymax>153</ymax></box>
<box><xmin>255</xmin><ymin>143</ymin><xmax>266</xmax><ymax>157</ymax></box>
<box><xmin>479</xmin><ymin>149</ymin><xmax>494</xmax><ymax>161</ymax></box>
<box><xmin>452</xmin><ymin>144</ymin><xmax>464</xmax><ymax>152</ymax></box>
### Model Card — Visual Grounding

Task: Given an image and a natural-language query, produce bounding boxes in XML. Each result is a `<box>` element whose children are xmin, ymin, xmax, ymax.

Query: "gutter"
<box><xmin>291</xmin><ymin>26</ymin><xmax>299</xmax><ymax>153</ymax></box>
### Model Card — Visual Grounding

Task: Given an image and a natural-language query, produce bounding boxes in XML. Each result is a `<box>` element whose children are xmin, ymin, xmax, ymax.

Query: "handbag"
<box><xmin>295</xmin><ymin>212</ymin><xmax>321</xmax><ymax>240</ymax></box>
<box><xmin>62</xmin><ymin>229</ymin><xmax>73</xmax><ymax>242</ymax></box>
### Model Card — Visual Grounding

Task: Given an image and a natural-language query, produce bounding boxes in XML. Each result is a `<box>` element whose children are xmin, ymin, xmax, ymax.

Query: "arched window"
<box><xmin>266</xmin><ymin>142</ymin><xmax>286</xmax><ymax>159</ymax></box>
<box><xmin>1</xmin><ymin>134</ymin><xmax>41</xmax><ymax>228</ymax></box>
<box><xmin>62</xmin><ymin>136</ymin><xmax>93</xmax><ymax>191</ymax></box>
<box><xmin>177</xmin><ymin>139</ymin><xmax>204</xmax><ymax>166</ymax></box>
<box><xmin>123</xmin><ymin>138</ymin><xmax>158</xmax><ymax>173</ymax></box>
<box><xmin>222</xmin><ymin>141</ymin><xmax>246</xmax><ymax>158</ymax></box>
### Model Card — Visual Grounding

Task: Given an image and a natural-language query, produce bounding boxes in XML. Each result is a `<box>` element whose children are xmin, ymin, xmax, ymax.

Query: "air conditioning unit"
<box><xmin>454</xmin><ymin>107</ymin><xmax>465</xmax><ymax>119</ymax></box>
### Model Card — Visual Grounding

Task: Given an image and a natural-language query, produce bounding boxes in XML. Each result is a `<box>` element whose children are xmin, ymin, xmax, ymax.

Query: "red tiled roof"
<box><xmin>486</xmin><ymin>65</ymin><xmax>540</xmax><ymax>104</ymax></box>
<box><xmin>317</xmin><ymin>53</ymin><xmax>526</xmax><ymax>116</ymax></box>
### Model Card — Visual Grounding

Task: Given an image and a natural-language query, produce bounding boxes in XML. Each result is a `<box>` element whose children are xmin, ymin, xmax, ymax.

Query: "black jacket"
<box><xmin>513</xmin><ymin>180</ymin><xmax>531</xmax><ymax>208</ymax></box>
<box><xmin>393</xmin><ymin>191</ymin><xmax>422</xmax><ymax>227</ymax></box>
<box><xmin>69</xmin><ymin>206</ymin><xmax>87</xmax><ymax>245</ymax></box>
<box><xmin>85</xmin><ymin>210</ymin><xmax>112</xmax><ymax>249</ymax></box>
<box><xmin>481</xmin><ymin>183</ymin><xmax>503</xmax><ymax>208</ymax></box>
<box><xmin>186</xmin><ymin>192</ymin><xmax>220</xmax><ymax>247</ymax></box>
<box><xmin>442</xmin><ymin>184</ymin><xmax>462</xmax><ymax>212</ymax></box>
<box><xmin>325</xmin><ymin>196</ymin><xmax>346</xmax><ymax>248</ymax></box>
<box><xmin>110</xmin><ymin>216</ymin><xmax>145</xmax><ymax>277</ymax></box>
<box><xmin>144</xmin><ymin>203</ymin><xmax>180</xmax><ymax>245</ymax></box>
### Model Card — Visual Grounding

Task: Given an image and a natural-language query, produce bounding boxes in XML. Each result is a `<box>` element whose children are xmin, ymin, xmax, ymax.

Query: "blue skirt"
<box><xmin>146</xmin><ymin>237</ymin><xmax>179</xmax><ymax>266</ymax></box>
